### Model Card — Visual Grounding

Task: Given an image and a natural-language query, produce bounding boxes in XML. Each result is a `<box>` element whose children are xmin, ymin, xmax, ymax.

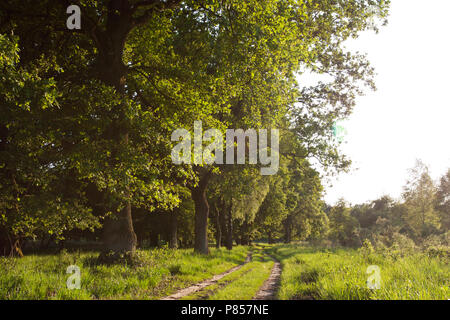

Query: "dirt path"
<box><xmin>252</xmin><ymin>256</ymin><xmax>281</xmax><ymax>300</ymax></box>
<box><xmin>193</xmin><ymin>267</ymin><xmax>255</xmax><ymax>300</ymax></box>
<box><xmin>161</xmin><ymin>253</ymin><xmax>252</xmax><ymax>300</ymax></box>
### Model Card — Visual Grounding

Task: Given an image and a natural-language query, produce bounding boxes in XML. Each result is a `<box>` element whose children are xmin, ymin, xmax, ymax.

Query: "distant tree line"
<box><xmin>324</xmin><ymin>161</ymin><xmax>449</xmax><ymax>251</ymax></box>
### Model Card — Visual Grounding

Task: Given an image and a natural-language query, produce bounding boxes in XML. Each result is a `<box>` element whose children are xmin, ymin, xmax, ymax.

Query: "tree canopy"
<box><xmin>0</xmin><ymin>0</ymin><xmax>391</xmax><ymax>256</ymax></box>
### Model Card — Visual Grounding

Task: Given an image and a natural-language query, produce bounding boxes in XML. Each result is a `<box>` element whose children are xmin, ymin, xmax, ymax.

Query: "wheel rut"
<box><xmin>252</xmin><ymin>255</ymin><xmax>281</xmax><ymax>300</ymax></box>
<box><xmin>161</xmin><ymin>252</ymin><xmax>252</xmax><ymax>300</ymax></box>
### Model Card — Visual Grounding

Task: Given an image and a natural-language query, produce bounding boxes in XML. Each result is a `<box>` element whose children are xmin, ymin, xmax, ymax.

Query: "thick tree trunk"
<box><xmin>169</xmin><ymin>210</ymin><xmax>178</xmax><ymax>249</ymax></box>
<box><xmin>225</xmin><ymin>200</ymin><xmax>233</xmax><ymax>250</ymax></box>
<box><xmin>94</xmin><ymin>0</ymin><xmax>190</xmax><ymax>258</ymax></box>
<box><xmin>0</xmin><ymin>230</ymin><xmax>23</xmax><ymax>257</ymax></box>
<box><xmin>191</xmin><ymin>172</ymin><xmax>211</xmax><ymax>254</ymax></box>
<box><xmin>0</xmin><ymin>230</ymin><xmax>11</xmax><ymax>257</ymax></box>
<box><xmin>91</xmin><ymin>1</ymin><xmax>139</xmax><ymax>260</ymax></box>
<box><xmin>101</xmin><ymin>202</ymin><xmax>137</xmax><ymax>254</ymax></box>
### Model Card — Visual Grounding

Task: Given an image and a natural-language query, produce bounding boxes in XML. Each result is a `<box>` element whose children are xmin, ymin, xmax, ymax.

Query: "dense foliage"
<box><xmin>324</xmin><ymin>161</ymin><xmax>449</xmax><ymax>254</ymax></box>
<box><xmin>0</xmin><ymin>0</ymin><xmax>391</xmax><ymax>256</ymax></box>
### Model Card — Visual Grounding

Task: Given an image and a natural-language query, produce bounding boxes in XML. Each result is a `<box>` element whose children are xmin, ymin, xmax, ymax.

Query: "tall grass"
<box><xmin>270</xmin><ymin>244</ymin><xmax>449</xmax><ymax>300</ymax></box>
<box><xmin>0</xmin><ymin>246</ymin><xmax>248</xmax><ymax>300</ymax></box>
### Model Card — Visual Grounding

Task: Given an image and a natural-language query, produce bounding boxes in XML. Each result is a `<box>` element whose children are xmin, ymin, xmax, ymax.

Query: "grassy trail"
<box><xmin>253</xmin><ymin>255</ymin><xmax>281</xmax><ymax>300</ymax></box>
<box><xmin>161</xmin><ymin>252</ymin><xmax>253</xmax><ymax>300</ymax></box>
<box><xmin>179</xmin><ymin>244</ymin><xmax>279</xmax><ymax>300</ymax></box>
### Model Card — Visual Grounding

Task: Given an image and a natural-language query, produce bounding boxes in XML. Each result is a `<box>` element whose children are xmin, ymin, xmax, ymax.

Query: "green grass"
<box><xmin>2</xmin><ymin>243</ymin><xmax>447</xmax><ymax>300</ymax></box>
<box><xmin>0</xmin><ymin>246</ymin><xmax>249</xmax><ymax>300</ymax></box>
<box><xmin>269</xmin><ymin>244</ymin><xmax>449</xmax><ymax>300</ymax></box>
<box><xmin>209</xmin><ymin>252</ymin><xmax>273</xmax><ymax>300</ymax></box>
<box><xmin>181</xmin><ymin>248</ymin><xmax>274</xmax><ymax>300</ymax></box>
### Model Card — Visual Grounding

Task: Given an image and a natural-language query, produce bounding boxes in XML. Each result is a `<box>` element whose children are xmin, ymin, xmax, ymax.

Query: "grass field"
<box><xmin>0</xmin><ymin>246</ymin><xmax>249</xmax><ymax>299</ymax></box>
<box><xmin>0</xmin><ymin>243</ymin><xmax>448</xmax><ymax>300</ymax></box>
<box><xmin>269</xmin><ymin>244</ymin><xmax>449</xmax><ymax>300</ymax></box>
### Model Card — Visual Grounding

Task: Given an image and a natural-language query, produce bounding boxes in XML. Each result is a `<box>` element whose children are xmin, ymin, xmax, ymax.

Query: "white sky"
<box><xmin>323</xmin><ymin>0</ymin><xmax>450</xmax><ymax>205</ymax></box>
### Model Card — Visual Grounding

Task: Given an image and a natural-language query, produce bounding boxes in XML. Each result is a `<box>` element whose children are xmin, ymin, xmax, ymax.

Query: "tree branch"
<box><xmin>132</xmin><ymin>0</ymin><xmax>183</xmax><ymax>26</ymax></box>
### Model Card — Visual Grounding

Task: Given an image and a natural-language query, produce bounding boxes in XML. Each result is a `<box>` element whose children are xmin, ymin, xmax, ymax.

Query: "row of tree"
<box><xmin>326</xmin><ymin>161</ymin><xmax>449</xmax><ymax>249</ymax></box>
<box><xmin>0</xmin><ymin>0</ymin><xmax>390</xmax><ymax>258</ymax></box>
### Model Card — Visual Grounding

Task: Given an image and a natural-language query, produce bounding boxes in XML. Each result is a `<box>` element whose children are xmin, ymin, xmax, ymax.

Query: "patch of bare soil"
<box><xmin>160</xmin><ymin>252</ymin><xmax>252</xmax><ymax>300</ymax></box>
<box><xmin>252</xmin><ymin>257</ymin><xmax>281</xmax><ymax>300</ymax></box>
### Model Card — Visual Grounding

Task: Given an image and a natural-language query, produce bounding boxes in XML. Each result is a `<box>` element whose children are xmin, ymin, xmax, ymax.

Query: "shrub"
<box><xmin>426</xmin><ymin>246</ymin><xmax>449</xmax><ymax>259</ymax></box>
<box><xmin>390</xmin><ymin>233</ymin><xmax>417</xmax><ymax>253</ymax></box>
<box><xmin>168</xmin><ymin>264</ymin><xmax>182</xmax><ymax>275</ymax></box>
<box><xmin>359</xmin><ymin>239</ymin><xmax>375</xmax><ymax>258</ymax></box>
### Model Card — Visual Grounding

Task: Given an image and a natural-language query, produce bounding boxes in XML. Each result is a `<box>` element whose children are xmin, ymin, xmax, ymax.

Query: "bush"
<box><xmin>359</xmin><ymin>239</ymin><xmax>375</xmax><ymax>258</ymax></box>
<box><xmin>423</xmin><ymin>233</ymin><xmax>449</xmax><ymax>249</ymax></box>
<box><xmin>426</xmin><ymin>246</ymin><xmax>449</xmax><ymax>259</ymax></box>
<box><xmin>390</xmin><ymin>233</ymin><xmax>417</xmax><ymax>253</ymax></box>
<box><xmin>168</xmin><ymin>264</ymin><xmax>182</xmax><ymax>275</ymax></box>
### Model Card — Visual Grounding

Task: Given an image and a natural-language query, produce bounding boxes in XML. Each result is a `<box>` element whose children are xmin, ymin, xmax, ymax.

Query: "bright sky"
<box><xmin>323</xmin><ymin>0</ymin><xmax>450</xmax><ymax>205</ymax></box>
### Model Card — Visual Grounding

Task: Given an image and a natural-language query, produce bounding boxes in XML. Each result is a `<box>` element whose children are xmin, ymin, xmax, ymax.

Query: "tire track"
<box><xmin>253</xmin><ymin>255</ymin><xmax>281</xmax><ymax>300</ymax></box>
<box><xmin>192</xmin><ymin>267</ymin><xmax>255</xmax><ymax>300</ymax></box>
<box><xmin>161</xmin><ymin>252</ymin><xmax>252</xmax><ymax>300</ymax></box>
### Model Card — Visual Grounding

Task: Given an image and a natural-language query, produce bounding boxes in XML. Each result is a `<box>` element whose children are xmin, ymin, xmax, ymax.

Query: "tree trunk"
<box><xmin>87</xmin><ymin>2</ymin><xmax>138</xmax><ymax>260</ymax></box>
<box><xmin>219</xmin><ymin>199</ymin><xmax>227</xmax><ymax>247</ymax></box>
<box><xmin>240</xmin><ymin>221</ymin><xmax>249</xmax><ymax>245</ymax></box>
<box><xmin>214</xmin><ymin>201</ymin><xmax>222</xmax><ymax>248</ymax></box>
<box><xmin>284</xmin><ymin>215</ymin><xmax>292</xmax><ymax>244</ymax></box>
<box><xmin>101</xmin><ymin>202</ymin><xmax>137</xmax><ymax>254</ymax></box>
<box><xmin>0</xmin><ymin>230</ymin><xmax>15</xmax><ymax>257</ymax></box>
<box><xmin>1</xmin><ymin>232</ymin><xmax>23</xmax><ymax>257</ymax></box>
<box><xmin>150</xmin><ymin>232</ymin><xmax>159</xmax><ymax>247</ymax></box>
<box><xmin>169</xmin><ymin>210</ymin><xmax>178</xmax><ymax>249</ymax></box>
<box><xmin>191</xmin><ymin>172</ymin><xmax>211</xmax><ymax>254</ymax></box>
<box><xmin>81</xmin><ymin>0</ymin><xmax>185</xmax><ymax>260</ymax></box>
<box><xmin>225</xmin><ymin>200</ymin><xmax>233</xmax><ymax>250</ymax></box>
<box><xmin>268</xmin><ymin>231</ymin><xmax>273</xmax><ymax>244</ymax></box>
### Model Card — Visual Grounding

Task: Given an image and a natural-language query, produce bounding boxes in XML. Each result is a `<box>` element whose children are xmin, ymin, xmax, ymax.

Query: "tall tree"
<box><xmin>328</xmin><ymin>199</ymin><xmax>360</xmax><ymax>247</ymax></box>
<box><xmin>402</xmin><ymin>160</ymin><xmax>440</xmax><ymax>239</ymax></box>
<box><xmin>435</xmin><ymin>169</ymin><xmax>450</xmax><ymax>231</ymax></box>
<box><xmin>0</xmin><ymin>0</ymin><xmax>390</xmax><ymax>257</ymax></box>
<box><xmin>0</xmin><ymin>33</ymin><xmax>101</xmax><ymax>256</ymax></box>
